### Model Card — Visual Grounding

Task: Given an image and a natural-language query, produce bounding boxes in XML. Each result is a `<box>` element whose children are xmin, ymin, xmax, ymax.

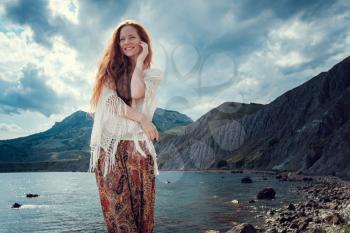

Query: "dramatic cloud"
<box><xmin>0</xmin><ymin>63</ymin><xmax>69</xmax><ymax>116</ymax></box>
<box><xmin>0</xmin><ymin>0</ymin><xmax>349</xmax><ymax>139</ymax></box>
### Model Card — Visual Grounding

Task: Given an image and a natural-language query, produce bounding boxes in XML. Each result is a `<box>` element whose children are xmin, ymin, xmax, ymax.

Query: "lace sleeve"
<box><xmin>142</xmin><ymin>68</ymin><xmax>164</xmax><ymax>120</ymax></box>
<box><xmin>89</xmin><ymin>84</ymin><xmax>142</xmax><ymax>175</ymax></box>
<box><xmin>89</xmin><ymin>79</ymin><xmax>162</xmax><ymax>177</ymax></box>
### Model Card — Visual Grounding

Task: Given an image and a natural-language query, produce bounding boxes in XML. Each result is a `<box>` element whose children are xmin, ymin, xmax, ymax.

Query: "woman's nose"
<box><xmin>125</xmin><ymin>38</ymin><xmax>132</xmax><ymax>43</ymax></box>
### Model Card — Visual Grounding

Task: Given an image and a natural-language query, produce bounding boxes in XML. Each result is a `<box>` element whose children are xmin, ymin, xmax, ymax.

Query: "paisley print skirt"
<box><xmin>94</xmin><ymin>140</ymin><xmax>156</xmax><ymax>233</ymax></box>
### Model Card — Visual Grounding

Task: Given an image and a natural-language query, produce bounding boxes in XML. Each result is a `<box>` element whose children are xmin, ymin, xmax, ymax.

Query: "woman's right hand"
<box><xmin>136</xmin><ymin>41</ymin><xmax>149</xmax><ymax>66</ymax></box>
<box><xmin>139</xmin><ymin>114</ymin><xmax>159</xmax><ymax>142</ymax></box>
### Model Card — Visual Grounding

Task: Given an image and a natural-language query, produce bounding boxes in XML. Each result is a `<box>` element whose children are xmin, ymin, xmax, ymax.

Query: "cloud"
<box><xmin>4</xmin><ymin>0</ymin><xmax>61</xmax><ymax>47</ymax></box>
<box><xmin>0</xmin><ymin>22</ymin><xmax>92</xmax><ymax>115</ymax></box>
<box><xmin>0</xmin><ymin>63</ymin><xmax>68</xmax><ymax>116</ymax></box>
<box><xmin>48</xmin><ymin>0</ymin><xmax>79</xmax><ymax>24</ymax></box>
<box><xmin>0</xmin><ymin>122</ymin><xmax>24</xmax><ymax>139</ymax></box>
<box><xmin>2</xmin><ymin>0</ymin><xmax>131</xmax><ymax>68</ymax></box>
<box><xmin>0</xmin><ymin>110</ymin><xmax>67</xmax><ymax>140</ymax></box>
<box><xmin>0</xmin><ymin>122</ymin><xmax>22</xmax><ymax>132</ymax></box>
<box><xmin>233</xmin><ymin>4</ymin><xmax>350</xmax><ymax>104</ymax></box>
<box><xmin>0</xmin><ymin>0</ymin><xmax>350</xmax><ymax>134</ymax></box>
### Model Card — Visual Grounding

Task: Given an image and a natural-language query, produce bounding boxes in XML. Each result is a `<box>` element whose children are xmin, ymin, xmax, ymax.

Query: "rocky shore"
<box><xmin>226</xmin><ymin>172</ymin><xmax>350</xmax><ymax>233</ymax></box>
<box><xmin>262</xmin><ymin>176</ymin><xmax>350</xmax><ymax>233</ymax></box>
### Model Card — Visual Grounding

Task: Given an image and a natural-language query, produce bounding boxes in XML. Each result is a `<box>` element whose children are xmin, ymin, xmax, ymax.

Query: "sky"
<box><xmin>0</xmin><ymin>0</ymin><xmax>350</xmax><ymax>139</ymax></box>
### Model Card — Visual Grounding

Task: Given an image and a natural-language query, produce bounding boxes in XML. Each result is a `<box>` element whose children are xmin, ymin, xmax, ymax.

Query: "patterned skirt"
<box><xmin>94</xmin><ymin>140</ymin><xmax>156</xmax><ymax>233</ymax></box>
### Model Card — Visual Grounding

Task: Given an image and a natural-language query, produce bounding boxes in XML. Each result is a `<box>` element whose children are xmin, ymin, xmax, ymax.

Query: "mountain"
<box><xmin>155</xmin><ymin>102</ymin><xmax>265</xmax><ymax>170</ymax></box>
<box><xmin>153</xmin><ymin>107</ymin><xmax>193</xmax><ymax>132</ymax></box>
<box><xmin>0</xmin><ymin>108</ymin><xmax>193</xmax><ymax>172</ymax></box>
<box><xmin>2</xmin><ymin>56</ymin><xmax>349</xmax><ymax>179</ymax></box>
<box><xmin>156</xmin><ymin>56</ymin><xmax>350</xmax><ymax>180</ymax></box>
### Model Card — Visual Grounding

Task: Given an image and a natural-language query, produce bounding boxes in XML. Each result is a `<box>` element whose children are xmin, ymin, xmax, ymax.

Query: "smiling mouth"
<box><xmin>124</xmin><ymin>47</ymin><xmax>135</xmax><ymax>51</ymax></box>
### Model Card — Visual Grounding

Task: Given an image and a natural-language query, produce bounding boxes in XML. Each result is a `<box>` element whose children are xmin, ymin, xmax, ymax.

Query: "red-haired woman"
<box><xmin>88</xmin><ymin>19</ymin><xmax>163</xmax><ymax>233</ymax></box>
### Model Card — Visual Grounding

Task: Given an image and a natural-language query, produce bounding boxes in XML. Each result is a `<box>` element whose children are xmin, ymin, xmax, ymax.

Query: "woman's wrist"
<box><xmin>137</xmin><ymin>113</ymin><xmax>146</xmax><ymax>123</ymax></box>
<box><xmin>135</xmin><ymin>60</ymin><xmax>145</xmax><ymax>70</ymax></box>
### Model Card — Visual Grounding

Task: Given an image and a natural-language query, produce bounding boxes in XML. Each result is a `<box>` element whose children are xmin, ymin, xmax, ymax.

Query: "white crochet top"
<box><xmin>88</xmin><ymin>68</ymin><xmax>163</xmax><ymax>177</ymax></box>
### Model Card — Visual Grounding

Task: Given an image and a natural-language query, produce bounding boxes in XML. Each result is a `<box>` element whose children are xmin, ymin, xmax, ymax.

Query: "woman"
<box><xmin>88</xmin><ymin>19</ymin><xmax>163</xmax><ymax>233</ymax></box>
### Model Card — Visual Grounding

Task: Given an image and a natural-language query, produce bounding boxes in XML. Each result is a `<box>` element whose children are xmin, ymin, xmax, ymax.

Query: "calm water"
<box><xmin>0</xmin><ymin>171</ymin><xmax>304</xmax><ymax>233</ymax></box>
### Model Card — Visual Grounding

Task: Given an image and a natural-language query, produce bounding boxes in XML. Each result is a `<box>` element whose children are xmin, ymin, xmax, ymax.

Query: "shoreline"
<box><xmin>162</xmin><ymin>169</ymin><xmax>350</xmax><ymax>232</ymax></box>
<box><xmin>222</xmin><ymin>171</ymin><xmax>350</xmax><ymax>232</ymax></box>
<box><xmin>1</xmin><ymin>168</ymin><xmax>349</xmax><ymax>183</ymax></box>
<box><xmin>257</xmin><ymin>174</ymin><xmax>350</xmax><ymax>233</ymax></box>
<box><xmin>159</xmin><ymin>168</ymin><xmax>350</xmax><ymax>182</ymax></box>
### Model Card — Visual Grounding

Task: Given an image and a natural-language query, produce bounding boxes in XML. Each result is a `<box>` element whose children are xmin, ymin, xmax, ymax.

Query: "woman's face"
<box><xmin>119</xmin><ymin>25</ymin><xmax>142</xmax><ymax>59</ymax></box>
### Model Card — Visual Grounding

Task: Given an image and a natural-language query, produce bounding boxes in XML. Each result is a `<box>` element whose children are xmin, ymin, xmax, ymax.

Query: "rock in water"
<box><xmin>12</xmin><ymin>202</ymin><xmax>21</xmax><ymax>208</ymax></box>
<box><xmin>257</xmin><ymin>187</ymin><xmax>276</xmax><ymax>199</ymax></box>
<box><xmin>241</xmin><ymin>176</ymin><xmax>253</xmax><ymax>183</ymax></box>
<box><xmin>26</xmin><ymin>193</ymin><xmax>39</xmax><ymax>198</ymax></box>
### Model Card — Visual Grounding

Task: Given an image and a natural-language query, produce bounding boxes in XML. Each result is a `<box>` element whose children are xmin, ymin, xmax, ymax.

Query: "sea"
<box><xmin>0</xmin><ymin>171</ymin><xmax>305</xmax><ymax>233</ymax></box>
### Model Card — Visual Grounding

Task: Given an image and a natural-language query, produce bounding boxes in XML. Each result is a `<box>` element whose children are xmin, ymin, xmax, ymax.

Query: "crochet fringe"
<box><xmin>88</xmin><ymin>68</ymin><xmax>163</xmax><ymax>178</ymax></box>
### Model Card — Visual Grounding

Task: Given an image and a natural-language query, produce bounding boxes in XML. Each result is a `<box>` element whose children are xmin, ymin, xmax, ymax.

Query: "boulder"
<box><xmin>226</xmin><ymin>223</ymin><xmax>257</xmax><ymax>233</ymax></box>
<box><xmin>241</xmin><ymin>176</ymin><xmax>253</xmax><ymax>183</ymax></box>
<box><xmin>257</xmin><ymin>187</ymin><xmax>276</xmax><ymax>199</ymax></box>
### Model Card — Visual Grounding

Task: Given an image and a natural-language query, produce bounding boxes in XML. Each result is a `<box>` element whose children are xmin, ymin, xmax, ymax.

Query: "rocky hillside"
<box><xmin>156</xmin><ymin>56</ymin><xmax>350</xmax><ymax>180</ymax></box>
<box><xmin>155</xmin><ymin>102</ymin><xmax>265</xmax><ymax>170</ymax></box>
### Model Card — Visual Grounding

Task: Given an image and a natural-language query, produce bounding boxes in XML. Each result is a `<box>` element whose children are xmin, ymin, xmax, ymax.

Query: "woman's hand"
<box><xmin>136</xmin><ymin>41</ymin><xmax>149</xmax><ymax>66</ymax></box>
<box><xmin>139</xmin><ymin>114</ymin><xmax>159</xmax><ymax>142</ymax></box>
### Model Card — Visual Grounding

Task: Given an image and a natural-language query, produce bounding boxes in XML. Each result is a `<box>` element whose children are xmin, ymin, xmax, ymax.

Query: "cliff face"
<box><xmin>156</xmin><ymin>56</ymin><xmax>350</xmax><ymax>180</ymax></box>
<box><xmin>155</xmin><ymin>102</ymin><xmax>265</xmax><ymax>170</ymax></box>
<box><xmin>236</xmin><ymin>56</ymin><xmax>350</xmax><ymax>179</ymax></box>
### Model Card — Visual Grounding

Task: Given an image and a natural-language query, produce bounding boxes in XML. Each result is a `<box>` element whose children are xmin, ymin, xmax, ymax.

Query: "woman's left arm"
<box><xmin>142</xmin><ymin>68</ymin><xmax>163</xmax><ymax>120</ymax></box>
<box><xmin>130</xmin><ymin>62</ymin><xmax>146</xmax><ymax>99</ymax></box>
<box><xmin>131</xmin><ymin>41</ymin><xmax>150</xmax><ymax>99</ymax></box>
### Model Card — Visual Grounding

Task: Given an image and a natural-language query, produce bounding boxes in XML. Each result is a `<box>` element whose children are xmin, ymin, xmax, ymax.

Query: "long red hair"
<box><xmin>90</xmin><ymin>19</ymin><xmax>153</xmax><ymax>111</ymax></box>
